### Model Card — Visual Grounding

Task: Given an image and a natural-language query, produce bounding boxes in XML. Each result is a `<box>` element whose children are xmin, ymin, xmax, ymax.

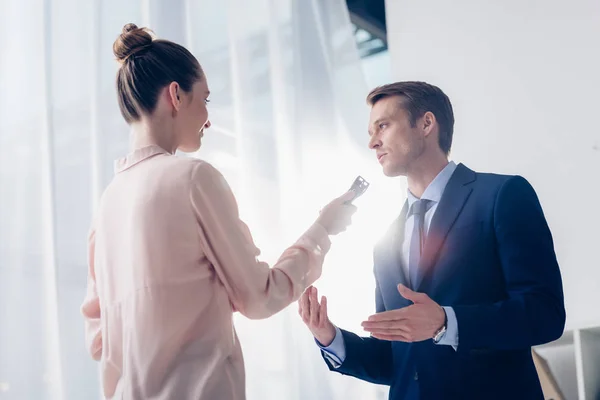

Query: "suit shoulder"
<box><xmin>472</xmin><ymin>170</ymin><xmax>537</xmax><ymax>193</ymax></box>
<box><xmin>470</xmin><ymin>172</ymin><xmax>542</xmax><ymax>210</ymax></box>
<box><xmin>477</xmin><ymin>171</ymin><xmax>534</xmax><ymax>189</ymax></box>
<box><xmin>474</xmin><ymin>171</ymin><xmax>515</xmax><ymax>186</ymax></box>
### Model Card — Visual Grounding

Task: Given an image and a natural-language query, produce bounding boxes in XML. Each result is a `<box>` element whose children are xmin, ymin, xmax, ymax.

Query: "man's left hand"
<box><xmin>361</xmin><ymin>284</ymin><xmax>445</xmax><ymax>342</ymax></box>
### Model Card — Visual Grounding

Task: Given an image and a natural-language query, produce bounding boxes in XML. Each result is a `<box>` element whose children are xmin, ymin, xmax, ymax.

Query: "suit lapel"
<box><xmin>374</xmin><ymin>201</ymin><xmax>410</xmax><ymax>305</ymax></box>
<box><xmin>415</xmin><ymin>164</ymin><xmax>476</xmax><ymax>291</ymax></box>
<box><xmin>392</xmin><ymin>201</ymin><xmax>409</xmax><ymax>287</ymax></box>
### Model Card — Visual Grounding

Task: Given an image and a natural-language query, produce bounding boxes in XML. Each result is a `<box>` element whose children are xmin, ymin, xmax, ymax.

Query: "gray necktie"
<box><xmin>408</xmin><ymin>199</ymin><xmax>431</xmax><ymax>288</ymax></box>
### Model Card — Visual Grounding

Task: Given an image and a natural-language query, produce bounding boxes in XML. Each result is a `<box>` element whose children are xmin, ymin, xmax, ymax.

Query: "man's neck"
<box><xmin>406</xmin><ymin>157</ymin><xmax>449</xmax><ymax>198</ymax></box>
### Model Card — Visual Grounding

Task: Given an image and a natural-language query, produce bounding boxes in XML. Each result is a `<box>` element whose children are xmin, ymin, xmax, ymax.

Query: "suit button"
<box><xmin>414</xmin><ymin>372</ymin><xmax>419</xmax><ymax>381</ymax></box>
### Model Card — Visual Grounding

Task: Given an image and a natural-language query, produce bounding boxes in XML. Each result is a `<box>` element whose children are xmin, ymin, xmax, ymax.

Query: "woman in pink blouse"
<box><xmin>80</xmin><ymin>24</ymin><xmax>357</xmax><ymax>400</ymax></box>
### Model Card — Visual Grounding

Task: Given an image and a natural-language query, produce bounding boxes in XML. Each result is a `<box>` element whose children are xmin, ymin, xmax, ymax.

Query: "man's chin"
<box><xmin>382</xmin><ymin>165</ymin><xmax>407</xmax><ymax>178</ymax></box>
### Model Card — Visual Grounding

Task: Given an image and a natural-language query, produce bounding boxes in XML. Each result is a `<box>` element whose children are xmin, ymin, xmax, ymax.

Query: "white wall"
<box><xmin>385</xmin><ymin>0</ymin><xmax>600</xmax><ymax>330</ymax></box>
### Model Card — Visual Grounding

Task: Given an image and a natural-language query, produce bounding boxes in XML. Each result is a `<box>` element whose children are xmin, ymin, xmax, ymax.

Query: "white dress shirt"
<box><xmin>319</xmin><ymin>161</ymin><xmax>460</xmax><ymax>366</ymax></box>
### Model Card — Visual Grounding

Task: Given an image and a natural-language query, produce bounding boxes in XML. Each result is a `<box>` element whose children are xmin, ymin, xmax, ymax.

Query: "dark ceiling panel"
<box><xmin>346</xmin><ymin>0</ymin><xmax>386</xmax><ymax>43</ymax></box>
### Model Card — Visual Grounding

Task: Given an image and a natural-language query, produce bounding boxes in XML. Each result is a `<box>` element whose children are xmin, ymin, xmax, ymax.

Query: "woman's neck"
<box><xmin>130</xmin><ymin>118</ymin><xmax>178</xmax><ymax>154</ymax></box>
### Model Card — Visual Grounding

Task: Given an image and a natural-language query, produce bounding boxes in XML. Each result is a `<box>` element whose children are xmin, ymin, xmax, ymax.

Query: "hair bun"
<box><xmin>113</xmin><ymin>23</ymin><xmax>154</xmax><ymax>64</ymax></box>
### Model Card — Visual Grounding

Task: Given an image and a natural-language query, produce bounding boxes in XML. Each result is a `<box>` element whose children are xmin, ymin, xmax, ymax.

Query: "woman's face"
<box><xmin>175</xmin><ymin>77</ymin><xmax>211</xmax><ymax>153</ymax></box>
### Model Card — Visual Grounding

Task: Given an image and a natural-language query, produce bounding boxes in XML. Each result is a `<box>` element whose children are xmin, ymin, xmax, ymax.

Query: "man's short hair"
<box><xmin>367</xmin><ymin>82</ymin><xmax>455</xmax><ymax>155</ymax></box>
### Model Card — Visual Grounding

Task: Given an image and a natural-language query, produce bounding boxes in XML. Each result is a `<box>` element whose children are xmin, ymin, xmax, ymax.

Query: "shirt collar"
<box><xmin>407</xmin><ymin>161</ymin><xmax>458</xmax><ymax>210</ymax></box>
<box><xmin>114</xmin><ymin>145</ymin><xmax>170</xmax><ymax>173</ymax></box>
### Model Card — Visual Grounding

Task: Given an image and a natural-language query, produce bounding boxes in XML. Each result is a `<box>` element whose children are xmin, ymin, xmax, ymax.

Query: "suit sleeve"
<box><xmin>323</xmin><ymin>276</ymin><xmax>394</xmax><ymax>385</ymax></box>
<box><xmin>453</xmin><ymin>176</ymin><xmax>566</xmax><ymax>351</ymax></box>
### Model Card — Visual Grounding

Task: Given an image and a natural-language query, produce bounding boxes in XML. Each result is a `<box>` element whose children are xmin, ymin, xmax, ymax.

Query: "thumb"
<box><xmin>397</xmin><ymin>283</ymin><xmax>428</xmax><ymax>303</ymax></box>
<box><xmin>338</xmin><ymin>190</ymin><xmax>356</xmax><ymax>203</ymax></box>
<box><xmin>319</xmin><ymin>296</ymin><xmax>328</xmax><ymax>325</ymax></box>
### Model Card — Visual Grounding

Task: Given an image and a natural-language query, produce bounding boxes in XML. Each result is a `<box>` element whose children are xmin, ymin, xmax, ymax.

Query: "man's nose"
<box><xmin>369</xmin><ymin>136</ymin><xmax>381</xmax><ymax>149</ymax></box>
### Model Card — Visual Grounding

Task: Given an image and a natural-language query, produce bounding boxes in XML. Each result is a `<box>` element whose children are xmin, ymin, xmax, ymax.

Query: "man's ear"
<box><xmin>422</xmin><ymin>111</ymin><xmax>436</xmax><ymax>137</ymax></box>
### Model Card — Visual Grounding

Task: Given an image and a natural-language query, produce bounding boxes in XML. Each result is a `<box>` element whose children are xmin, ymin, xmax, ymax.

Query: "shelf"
<box><xmin>533</xmin><ymin>325</ymin><xmax>600</xmax><ymax>400</ymax></box>
<box><xmin>576</xmin><ymin>327</ymin><xmax>600</xmax><ymax>400</ymax></box>
<box><xmin>535</xmin><ymin>331</ymin><xmax>578</xmax><ymax>400</ymax></box>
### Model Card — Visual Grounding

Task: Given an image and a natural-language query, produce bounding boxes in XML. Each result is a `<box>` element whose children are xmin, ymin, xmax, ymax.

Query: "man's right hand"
<box><xmin>299</xmin><ymin>286</ymin><xmax>336</xmax><ymax>346</ymax></box>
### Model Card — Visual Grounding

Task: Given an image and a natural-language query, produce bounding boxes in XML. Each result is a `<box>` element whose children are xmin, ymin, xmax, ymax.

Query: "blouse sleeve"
<box><xmin>189</xmin><ymin>161</ymin><xmax>331</xmax><ymax>319</ymax></box>
<box><xmin>80</xmin><ymin>227</ymin><xmax>103</xmax><ymax>360</ymax></box>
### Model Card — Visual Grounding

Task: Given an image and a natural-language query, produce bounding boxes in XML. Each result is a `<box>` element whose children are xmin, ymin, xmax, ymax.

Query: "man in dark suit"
<box><xmin>298</xmin><ymin>81</ymin><xmax>566</xmax><ymax>399</ymax></box>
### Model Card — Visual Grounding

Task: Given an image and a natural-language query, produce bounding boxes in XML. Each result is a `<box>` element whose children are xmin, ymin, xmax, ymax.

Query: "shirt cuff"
<box><xmin>435</xmin><ymin>306</ymin><xmax>459</xmax><ymax>350</ymax></box>
<box><xmin>315</xmin><ymin>326</ymin><xmax>346</xmax><ymax>367</ymax></box>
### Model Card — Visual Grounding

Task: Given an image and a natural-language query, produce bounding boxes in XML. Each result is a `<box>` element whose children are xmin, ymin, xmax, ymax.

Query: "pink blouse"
<box><xmin>81</xmin><ymin>145</ymin><xmax>331</xmax><ymax>399</ymax></box>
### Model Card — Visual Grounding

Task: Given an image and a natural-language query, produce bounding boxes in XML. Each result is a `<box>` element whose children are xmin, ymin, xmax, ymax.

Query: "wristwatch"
<box><xmin>432</xmin><ymin>308</ymin><xmax>448</xmax><ymax>343</ymax></box>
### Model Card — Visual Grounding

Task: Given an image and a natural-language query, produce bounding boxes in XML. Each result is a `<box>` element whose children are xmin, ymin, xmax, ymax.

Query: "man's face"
<box><xmin>368</xmin><ymin>96</ymin><xmax>425</xmax><ymax>177</ymax></box>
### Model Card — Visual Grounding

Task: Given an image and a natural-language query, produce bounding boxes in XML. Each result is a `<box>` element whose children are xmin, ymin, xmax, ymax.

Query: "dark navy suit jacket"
<box><xmin>324</xmin><ymin>164</ymin><xmax>566</xmax><ymax>400</ymax></box>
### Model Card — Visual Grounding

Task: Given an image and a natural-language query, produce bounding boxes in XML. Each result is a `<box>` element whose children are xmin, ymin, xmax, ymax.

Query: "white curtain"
<box><xmin>0</xmin><ymin>0</ymin><xmax>400</xmax><ymax>399</ymax></box>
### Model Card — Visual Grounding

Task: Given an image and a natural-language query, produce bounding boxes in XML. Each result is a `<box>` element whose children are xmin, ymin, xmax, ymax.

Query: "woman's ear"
<box><xmin>167</xmin><ymin>81</ymin><xmax>182</xmax><ymax>111</ymax></box>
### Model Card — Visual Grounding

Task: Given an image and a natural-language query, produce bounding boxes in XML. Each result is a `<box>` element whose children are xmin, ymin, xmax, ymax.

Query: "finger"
<box><xmin>301</xmin><ymin>287</ymin><xmax>311</xmax><ymax>322</ymax></box>
<box><xmin>364</xmin><ymin>327</ymin><xmax>412</xmax><ymax>337</ymax></box>
<box><xmin>361</xmin><ymin>319</ymin><xmax>408</xmax><ymax>330</ymax></box>
<box><xmin>370</xmin><ymin>332</ymin><xmax>414</xmax><ymax>342</ymax></box>
<box><xmin>344</xmin><ymin>214</ymin><xmax>354</xmax><ymax>226</ymax></box>
<box><xmin>340</xmin><ymin>215</ymin><xmax>349</xmax><ymax>227</ymax></box>
<box><xmin>338</xmin><ymin>190</ymin><xmax>356</xmax><ymax>203</ymax></box>
<box><xmin>397</xmin><ymin>284</ymin><xmax>428</xmax><ymax>304</ymax></box>
<box><xmin>342</xmin><ymin>207</ymin><xmax>357</xmax><ymax>225</ymax></box>
<box><xmin>298</xmin><ymin>292</ymin><xmax>304</xmax><ymax>315</ymax></box>
<box><xmin>319</xmin><ymin>296</ymin><xmax>328</xmax><ymax>326</ymax></box>
<box><xmin>298</xmin><ymin>287</ymin><xmax>309</xmax><ymax>314</ymax></box>
<box><xmin>309</xmin><ymin>287</ymin><xmax>320</xmax><ymax>326</ymax></box>
<box><xmin>365</xmin><ymin>309</ymin><xmax>406</xmax><ymax>322</ymax></box>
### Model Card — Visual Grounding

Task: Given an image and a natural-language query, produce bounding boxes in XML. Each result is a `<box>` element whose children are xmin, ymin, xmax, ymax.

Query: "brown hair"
<box><xmin>113</xmin><ymin>23</ymin><xmax>203</xmax><ymax>124</ymax></box>
<box><xmin>367</xmin><ymin>81</ymin><xmax>455</xmax><ymax>155</ymax></box>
